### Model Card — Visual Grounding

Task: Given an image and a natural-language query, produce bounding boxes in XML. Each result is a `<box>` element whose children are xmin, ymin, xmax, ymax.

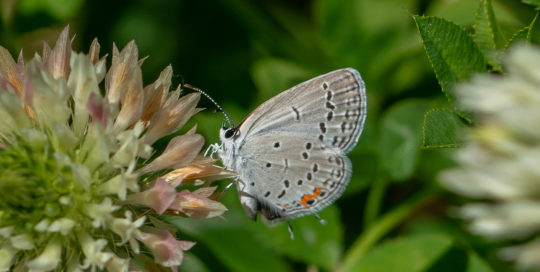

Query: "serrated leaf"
<box><xmin>343</xmin><ymin>234</ymin><xmax>454</xmax><ymax>272</ymax></box>
<box><xmin>413</xmin><ymin>16</ymin><xmax>488</xmax><ymax>100</ymax></box>
<box><xmin>422</xmin><ymin>109</ymin><xmax>465</xmax><ymax>148</ymax></box>
<box><xmin>506</xmin><ymin>13</ymin><xmax>538</xmax><ymax>48</ymax></box>
<box><xmin>473</xmin><ymin>0</ymin><xmax>503</xmax><ymax>71</ymax></box>
<box><xmin>378</xmin><ymin>100</ymin><xmax>431</xmax><ymax>180</ymax></box>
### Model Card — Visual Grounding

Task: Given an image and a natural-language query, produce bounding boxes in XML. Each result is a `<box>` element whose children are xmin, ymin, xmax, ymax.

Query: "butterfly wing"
<box><xmin>228</xmin><ymin>68</ymin><xmax>366</xmax><ymax>222</ymax></box>
<box><xmin>236</xmin><ymin>68</ymin><xmax>366</xmax><ymax>154</ymax></box>
<box><xmin>237</xmin><ymin>135</ymin><xmax>352</xmax><ymax>222</ymax></box>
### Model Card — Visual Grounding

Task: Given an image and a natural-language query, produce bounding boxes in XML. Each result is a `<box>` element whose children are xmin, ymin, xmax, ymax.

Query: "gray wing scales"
<box><xmin>238</xmin><ymin>68</ymin><xmax>366</xmax><ymax>155</ymax></box>
<box><xmin>237</xmin><ymin>135</ymin><xmax>352</xmax><ymax>221</ymax></box>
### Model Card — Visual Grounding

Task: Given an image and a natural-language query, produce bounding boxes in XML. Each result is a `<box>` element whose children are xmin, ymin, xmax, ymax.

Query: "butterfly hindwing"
<box><xmin>238</xmin><ymin>135</ymin><xmax>352</xmax><ymax>221</ymax></box>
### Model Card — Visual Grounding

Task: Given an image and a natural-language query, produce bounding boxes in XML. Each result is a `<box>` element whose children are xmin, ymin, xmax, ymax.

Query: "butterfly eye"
<box><xmin>224</xmin><ymin>128</ymin><xmax>236</xmax><ymax>139</ymax></box>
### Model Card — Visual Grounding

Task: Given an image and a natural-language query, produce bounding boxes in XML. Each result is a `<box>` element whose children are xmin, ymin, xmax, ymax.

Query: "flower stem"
<box><xmin>363</xmin><ymin>177</ymin><xmax>387</xmax><ymax>227</ymax></box>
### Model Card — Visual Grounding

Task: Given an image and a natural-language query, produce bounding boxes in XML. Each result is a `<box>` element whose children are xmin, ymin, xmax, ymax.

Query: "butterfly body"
<box><xmin>218</xmin><ymin>68</ymin><xmax>366</xmax><ymax>223</ymax></box>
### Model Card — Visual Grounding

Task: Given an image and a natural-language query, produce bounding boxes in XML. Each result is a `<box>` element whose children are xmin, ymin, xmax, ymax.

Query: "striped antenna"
<box><xmin>183</xmin><ymin>83</ymin><xmax>234</xmax><ymax>128</ymax></box>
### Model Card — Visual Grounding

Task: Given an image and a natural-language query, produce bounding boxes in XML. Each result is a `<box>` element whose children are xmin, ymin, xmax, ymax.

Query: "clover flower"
<box><xmin>439</xmin><ymin>44</ymin><xmax>540</xmax><ymax>270</ymax></box>
<box><xmin>0</xmin><ymin>26</ymin><xmax>232</xmax><ymax>272</ymax></box>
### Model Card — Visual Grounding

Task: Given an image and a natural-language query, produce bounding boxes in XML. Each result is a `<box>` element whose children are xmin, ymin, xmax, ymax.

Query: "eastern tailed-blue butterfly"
<box><xmin>205</xmin><ymin>68</ymin><xmax>367</xmax><ymax>226</ymax></box>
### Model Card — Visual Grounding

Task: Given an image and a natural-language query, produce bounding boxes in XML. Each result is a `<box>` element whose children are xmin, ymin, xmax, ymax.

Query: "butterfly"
<box><xmin>214</xmin><ymin>68</ymin><xmax>366</xmax><ymax>224</ymax></box>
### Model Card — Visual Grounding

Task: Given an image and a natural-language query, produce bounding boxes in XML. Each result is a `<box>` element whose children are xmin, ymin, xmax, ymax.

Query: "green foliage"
<box><xmin>474</xmin><ymin>0</ymin><xmax>503</xmax><ymax>70</ymax></box>
<box><xmin>524</xmin><ymin>0</ymin><xmax>540</xmax><ymax>9</ymax></box>
<box><xmin>18</xmin><ymin>0</ymin><xmax>84</xmax><ymax>20</ymax></box>
<box><xmin>423</xmin><ymin>109</ymin><xmax>465</xmax><ymax>148</ymax></box>
<box><xmin>379</xmin><ymin>100</ymin><xmax>431</xmax><ymax>180</ymax></box>
<box><xmin>345</xmin><ymin>234</ymin><xmax>455</xmax><ymax>272</ymax></box>
<box><xmin>414</xmin><ymin>16</ymin><xmax>488</xmax><ymax>100</ymax></box>
<box><xmin>4</xmin><ymin>0</ymin><xmax>540</xmax><ymax>271</ymax></box>
<box><xmin>506</xmin><ymin>13</ymin><xmax>538</xmax><ymax>47</ymax></box>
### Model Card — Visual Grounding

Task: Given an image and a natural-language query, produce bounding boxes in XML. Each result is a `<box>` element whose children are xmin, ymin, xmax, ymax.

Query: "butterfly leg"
<box><xmin>223</xmin><ymin>181</ymin><xmax>235</xmax><ymax>191</ymax></box>
<box><xmin>287</xmin><ymin>221</ymin><xmax>295</xmax><ymax>240</ymax></box>
<box><xmin>204</xmin><ymin>143</ymin><xmax>221</xmax><ymax>158</ymax></box>
<box><xmin>311</xmin><ymin>212</ymin><xmax>327</xmax><ymax>225</ymax></box>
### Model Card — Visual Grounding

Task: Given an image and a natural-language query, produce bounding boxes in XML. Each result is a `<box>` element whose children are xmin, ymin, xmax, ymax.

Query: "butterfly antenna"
<box><xmin>183</xmin><ymin>83</ymin><xmax>234</xmax><ymax>128</ymax></box>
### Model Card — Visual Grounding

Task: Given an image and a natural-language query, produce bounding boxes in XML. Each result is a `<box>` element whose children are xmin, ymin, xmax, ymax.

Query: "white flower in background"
<box><xmin>439</xmin><ymin>44</ymin><xmax>540</xmax><ymax>270</ymax></box>
<box><xmin>0</xmin><ymin>26</ymin><xmax>234</xmax><ymax>272</ymax></box>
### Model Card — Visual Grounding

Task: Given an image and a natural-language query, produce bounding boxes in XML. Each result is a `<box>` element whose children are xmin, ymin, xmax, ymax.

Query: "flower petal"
<box><xmin>26</xmin><ymin>240</ymin><xmax>61</xmax><ymax>272</ymax></box>
<box><xmin>83</xmin><ymin>198</ymin><xmax>119</xmax><ymax>228</ymax></box>
<box><xmin>141</xmin><ymin>65</ymin><xmax>172</xmax><ymax>124</ymax></box>
<box><xmin>0</xmin><ymin>46</ymin><xmax>23</xmax><ymax>96</ymax></box>
<box><xmin>140</xmin><ymin>133</ymin><xmax>204</xmax><ymax>173</ymax></box>
<box><xmin>126</xmin><ymin>179</ymin><xmax>177</xmax><ymax>214</ymax></box>
<box><xmin>114</xmin><ymin>67</ymin><xmax>143</xmax><ymax>131</ymax></box>
<box><xmin>48</xmin><ymin>218</ymin><xmax>76</xmax><ymax>235</ymax></box>
<box><xmin>10</xmin><ymin>234</ymin><xmax>34</xmax><ymax>250</ymax></box>
<box><xmin>109</xmin><ymin>211</ymin><xmax>145</xmax><ymax>253</ymax></box>
<box><xmin>0</xmin><ymin>245</ymin><xmax>16</xmax><ymax>272</ymax></box>
<box><xmin>136</xmin><ymin>230</ymin><xmax>195</xmax><ymax>268</ymax></box>
<box><xmin>106</xmin><ymin>255</ymin><xmax>130</xmax><ymax>272</ymax></box>
<box><xmin>170</xmin><ymin>190</ymin><xmax>228</xmax><ymax>218</ymax></box>
<box><xmin>79</xmin><ymin>233</ymin><xmax>114</xmax><ymax>270</ymax></box>
<box><xmin>68</xmin><ymin>52</ymin><xmax>101</xmax><ymax>136</ymax></box>
<box><xmin>44</xmin><ymin>26</ymin><xmax>71</xmax><ymax>80</ymax></box>
<box><xmin>143</xmin><ymin>92</ymin><xmax>200</xmax><ymax>145</ymax></box>
<box><xmin>105</xmin><ymin>41</ymin><xmax>139</xmax><ymax>104</ymax></box>
<box><xmin>161</xmin><ymin>159</ymin><xmax>235</xmax><ymax>185</ymax></box>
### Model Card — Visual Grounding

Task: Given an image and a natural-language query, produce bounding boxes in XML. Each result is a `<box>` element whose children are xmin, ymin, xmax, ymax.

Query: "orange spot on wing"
<box><xmin>300</xmin><ymin>187</ymin><xmax>322</xmax><ymax>207</ymax></box>
<box><xmin>322</xmin><ymin>179</ymin><xmax>329</xmax><ymax>187</ymax></box>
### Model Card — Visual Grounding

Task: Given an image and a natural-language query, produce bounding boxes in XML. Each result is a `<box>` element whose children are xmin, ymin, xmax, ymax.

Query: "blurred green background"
<box><xmin>1</xmin><ymin>0</ymin><xmax>538</xmax><ymax>271</ymax></box>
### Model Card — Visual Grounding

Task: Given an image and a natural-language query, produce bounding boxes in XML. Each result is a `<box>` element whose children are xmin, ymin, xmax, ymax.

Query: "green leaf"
<box><xmin>168</xmin><ymin>189</ymin><xmax>344</xmax><ymax>271</ymax></box>
<box><xmin>344</xmin><ymin>234</ymin><xmax>454</xmax><ymax>272</ymax></box>
<box><xmin>342</xmin><ymin>190</ymin><xmax>438</xmax><ymax>271</ymax></box>
<box><xmin>422</xmin><ymin>108</ymin><xmax>465</xmax><ymax>148</ymax></box>
<box><xmin>467</xmin><ymin>252</ymin><xmax>494</xmax><ymax>272</ymax></box>
<box><xmin>378</xmin><ymin>100</ymin><xmax>431</xmax><ymax>180</ymax></box>
<box><xmin>256</xmin><ymin>206</ymin><xmax>343</xmax><ymax>270</ymax></box>
<box><xmin>18</xmin><ymin>0</ymin><xmax>84</xmax><ymax>20</ymax></box>
<box><xmin>524</xmin><ymin>0</ymin><xmax>540</xmax><ymax>9</ymax></box>
<box><xmin>166</xmin><ymin>207</ymin><xmax>292</xmax><ymax>272</ymax></box>
<box><xmin>473</xmin><ymin>0</ymin><xmax>503</xmax><ymax>71</ymax></box>
<box><xmin>180</xmin><ymin>253</ymin><xmax>211</xmax><ymax>272</ymax></box>
<box><xmin>413</xmin><ymin>16</ymin><xmax>488</xmax><ymax>100</ymax></box>
<box><xmin>506</xmin><ymin>13</ymin><xmax>538</xmax><ymax>48</ymax></box>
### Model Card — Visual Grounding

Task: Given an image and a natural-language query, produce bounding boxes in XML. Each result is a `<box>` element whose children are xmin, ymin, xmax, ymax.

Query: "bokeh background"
<box><xmin>1</xmin><ymin>0</ymin><xmax>538</xmax><ymax>271</ymax></box>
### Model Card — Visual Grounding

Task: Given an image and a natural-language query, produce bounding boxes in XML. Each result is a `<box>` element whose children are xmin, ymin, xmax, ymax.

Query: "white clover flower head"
<box><xmin>440</xmin><ymin>44</ymin><xmax>540</xmax><ymax>270</ymax></box>
<box><xmin>0</xmin><ymin>26</ymin><xmax>234</xmax><ymax>271</ymax></box>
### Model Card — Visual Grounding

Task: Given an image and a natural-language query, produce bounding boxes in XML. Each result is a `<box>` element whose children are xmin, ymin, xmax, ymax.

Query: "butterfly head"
<box><xmin>219</xmin><ymin>125</ymin><xmax>237</xmax><ymax>141</ymax></box>
<box><xmin>218</xmin><ymin>125</ymin><xmax>239</xmax><ymax>169</ymax></box>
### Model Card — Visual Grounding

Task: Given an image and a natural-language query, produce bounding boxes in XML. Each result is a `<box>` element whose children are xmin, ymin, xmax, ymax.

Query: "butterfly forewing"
<box><xmin>237</xmin><ymin>68</ymin><xmax>366</xmax><ymax>154</ymax></box>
